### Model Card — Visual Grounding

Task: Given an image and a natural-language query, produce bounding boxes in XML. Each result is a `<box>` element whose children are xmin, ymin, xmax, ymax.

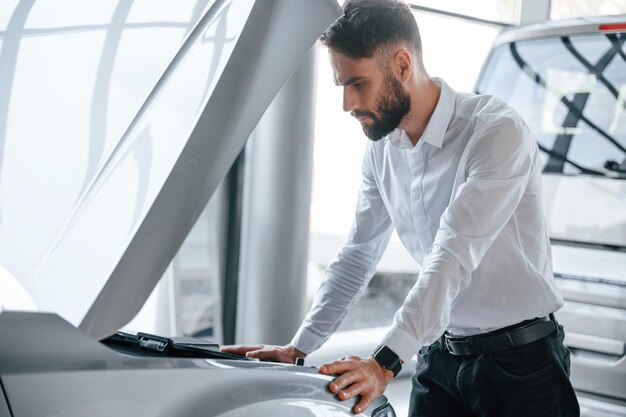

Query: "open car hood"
<box><xmin>0</xmin><ymin>0</ymin><xmax>341</xmax><ymax>339</ymax></box>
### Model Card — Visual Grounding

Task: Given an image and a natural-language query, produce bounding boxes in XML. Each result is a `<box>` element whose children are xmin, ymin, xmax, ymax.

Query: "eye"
<box><xmin>353</xmin><ymin>81</ymin><xmax>365</xmax><ymax>89</ymax></box>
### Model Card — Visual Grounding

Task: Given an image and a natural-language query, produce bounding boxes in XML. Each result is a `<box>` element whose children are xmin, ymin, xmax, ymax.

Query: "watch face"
<box><xmin>374</xmin><ymin>345</ymin><xmax>401</xmax><ymax>376</ymax></box>
<box><xmin>375</xmin><ymin>346</ymin><xmax>398</xmax><ymax>365</ymax></box>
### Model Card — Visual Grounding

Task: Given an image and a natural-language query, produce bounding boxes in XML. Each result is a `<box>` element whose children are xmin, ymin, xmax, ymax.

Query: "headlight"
<box><xmin>371</xmin><ymin>403</ymin><xmax>396</xmax><ymax>417</ymax></box>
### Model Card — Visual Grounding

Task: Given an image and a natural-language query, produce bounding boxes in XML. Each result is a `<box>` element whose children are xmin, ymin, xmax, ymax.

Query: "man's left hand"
<box><xmin>319</xmin><ymin>355</ymin><xmax>394</xmax><ymax>414</ymax></box>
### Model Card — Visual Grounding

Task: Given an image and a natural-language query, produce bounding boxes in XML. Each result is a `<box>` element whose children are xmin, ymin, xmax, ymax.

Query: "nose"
<box><xmin>342</xmin><ymin>87</ymin><xmax>358</xmax><ymax>113</ymax></box>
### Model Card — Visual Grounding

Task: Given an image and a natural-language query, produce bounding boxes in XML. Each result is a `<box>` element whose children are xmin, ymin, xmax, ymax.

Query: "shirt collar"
<box><xmin>387</xmin><ymin>78</ymin><xmax>455</xmax><ymax>150</ymax></box>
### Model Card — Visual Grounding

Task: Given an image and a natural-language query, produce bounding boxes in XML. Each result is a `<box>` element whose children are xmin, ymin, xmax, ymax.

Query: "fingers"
<box><xmin>328</xmin><ymin>371</ymin><xmax>360</xmax><ymax>393</ymax></box>
<box><xmin>219</xmin><ymin>344</ymin><xmax>264</xmax><ymax>355</ymax></box>
<box><xmin>221</xmin><ymin>344</ymin><xmax>305</xmax><ymax>365</ymax></box>
<box><xmin>320</xmin><ymin>356</ymin><xmax>390</xmax><ymax>415</ymax></box>
<box><xmin>333</xmin><ymin>374</ymin><xmax>376</xmax><ymax>414</ymax></box>
<box><xmin>246</xmin><ymin>348</ymin><xmax>280</xmax><ymax>361</ymax></box>
<box><xmin>354</xmin><ymin>394</ymin><xmax>373</xmax><ymax>415</ymax></box>
<box><xmin>319</xmin><ymin>358</ymin><xmax>360</xmax><ymax>375</ymax></box>
<box><xmin>219</xmin><ymin>344</ymin><xmax>282</xmax><ymax>361</ymax></box>
<box><xmin>339</xmin><ymin>381</ymin><xmax>367</xmax><ymax>400</ymax></box>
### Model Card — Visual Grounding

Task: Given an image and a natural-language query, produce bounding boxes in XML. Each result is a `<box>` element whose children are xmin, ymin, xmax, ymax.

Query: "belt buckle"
<box><xmin>445</xmin><ymin>336</ymin><xmax>471</xmax><ymax>356</ymax></box>
<box><xmin>460</xmin><ymin>338</ymin><xmax>473</xmax><ymax>355</ymax></box>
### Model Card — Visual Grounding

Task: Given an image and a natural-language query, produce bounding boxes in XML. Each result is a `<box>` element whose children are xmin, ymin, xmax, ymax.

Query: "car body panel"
<box><xmin>552</xmin><ymin>246</ymin><xmax>626</xmax><ymax>402</ymax></box>
<box><xmin>0</xmin><ymin>311</ymin><xmax>392</xmax><ymax>417</ymax></box>
<box><xmin>493</xmin><ymin>14</ymin><xmax>626</xmax><ymax>47</ymax></box>
<box><xmin>4</xmin><ymin>370</ymin><xmax>357</xmax><ymax>417</ymax></box>
<box><xmin>0</xmin><ymin>388</ymin><xmax>9</xmax><ymax>417</ymax></box>
<box><xmin>543</xmin><ymin>175</ymin><xmax>626</xmax><ymax>248</ymax></box>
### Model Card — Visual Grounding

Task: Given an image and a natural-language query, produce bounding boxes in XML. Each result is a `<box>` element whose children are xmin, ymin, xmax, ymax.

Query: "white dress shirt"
<box><xmin>291</xmin><ymin>79</ymin><xmax>564</xmax><ymax>364</ymax></box>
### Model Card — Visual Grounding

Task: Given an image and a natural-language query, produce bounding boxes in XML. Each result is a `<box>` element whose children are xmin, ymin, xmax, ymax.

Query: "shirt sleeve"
<box><xmin>380</xmin><ymin>115</ymin><xmax>537</xmax><ymax>363</ymax></box>
<box><xmin>291</xmin><ymin>145</ymin><xmax>394</xmax><ymax>354</ymax></box>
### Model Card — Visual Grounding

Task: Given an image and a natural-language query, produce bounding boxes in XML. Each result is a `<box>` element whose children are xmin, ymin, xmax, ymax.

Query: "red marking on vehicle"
<box><xmin>598</xmin><ymin>23</ymin><xmax>626</xmax><ymax>32</ymax></box>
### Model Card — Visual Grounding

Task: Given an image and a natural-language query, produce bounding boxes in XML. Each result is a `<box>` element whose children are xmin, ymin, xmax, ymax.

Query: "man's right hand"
<box><xmin>219</xmin><ymin>343</ymin><xmax>306</xmax><ymax>364</ymax></box>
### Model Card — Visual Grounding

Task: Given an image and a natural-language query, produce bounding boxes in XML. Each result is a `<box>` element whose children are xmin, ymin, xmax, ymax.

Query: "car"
<box><xmin>475</xmin><ymin>15</ymin><xmax>626</xmax><ymax>416</ymax></box>
<box><xmin>0</xmin><ymin>1</ymin><xmax>396</xmax><ymax>416</ymax></box>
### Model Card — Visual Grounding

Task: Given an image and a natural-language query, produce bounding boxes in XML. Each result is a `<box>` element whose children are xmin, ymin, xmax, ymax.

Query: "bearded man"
<box><xmin>223</xmin><ymin>1</ymin><xmax>579</xmax><ymax>415</ymax></box>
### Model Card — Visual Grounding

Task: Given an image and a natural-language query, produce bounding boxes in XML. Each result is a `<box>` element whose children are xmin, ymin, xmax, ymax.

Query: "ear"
<box><xmin>392</xmin><ymin>48</ymin><xmax>413</xmax><ymax>82</ymax></box>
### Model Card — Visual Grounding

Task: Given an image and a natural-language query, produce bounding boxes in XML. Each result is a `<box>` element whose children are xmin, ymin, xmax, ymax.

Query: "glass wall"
<box><xmin>551</xmin><ymin>0</ymin><xmax>626</xmax><ymax>20</ymax></box>
<box><xmin>411</xmin><ymin>0</ymin><xmax>518</xmax><ymax>24</ymax></box>
<box><xmin>0</xmin><ymin>0</ymin><xmax>231</xmax><ymax>333</ymax></box>
<box><xmin>127</xmin><ymin>184</ymin><xmax>226</xmax><ymax>341</ymax></box>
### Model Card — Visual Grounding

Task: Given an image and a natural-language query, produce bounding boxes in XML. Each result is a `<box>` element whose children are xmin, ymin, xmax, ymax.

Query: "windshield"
<box><xmin>476</xmin><ymin>32</ymin><xmax>626</xmax><ymax>177</ymax></box>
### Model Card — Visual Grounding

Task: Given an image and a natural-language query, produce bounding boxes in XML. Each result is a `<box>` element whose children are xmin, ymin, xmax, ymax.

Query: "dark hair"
<box><xmin>320</xmin><ymin>0</ymin><xmax>422</xmax><ymax>61</ymax></box>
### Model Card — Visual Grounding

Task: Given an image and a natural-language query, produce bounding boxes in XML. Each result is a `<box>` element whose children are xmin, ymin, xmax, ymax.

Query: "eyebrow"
<box><xmin>334</xmin><ymin>76</ymin><xmax>365</xmax><ymax>87</ymax></box>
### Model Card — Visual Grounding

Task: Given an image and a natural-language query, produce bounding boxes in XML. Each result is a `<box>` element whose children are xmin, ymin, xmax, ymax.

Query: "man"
<box><xmin>222</xmin><ymin>0</ymin><xmax>579</xmax><ymax>415</ymax></box>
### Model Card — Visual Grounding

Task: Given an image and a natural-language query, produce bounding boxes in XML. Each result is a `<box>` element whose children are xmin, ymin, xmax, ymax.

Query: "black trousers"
<box><xmin>408</xmin><ymin>324</ymin><xmax>580</xmax><ymax>417</ymax></box>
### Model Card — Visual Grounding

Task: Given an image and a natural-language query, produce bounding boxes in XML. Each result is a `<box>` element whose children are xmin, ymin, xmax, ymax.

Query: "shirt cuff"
<box><xmin>379</xmin><ymin>325</ymin><xmax>421</xmax><ymax>365</ymax></box>
<box><xmin>290</xmin><ymin>325</ymin><xmax>326</xmax><ymax>355</ymax></box>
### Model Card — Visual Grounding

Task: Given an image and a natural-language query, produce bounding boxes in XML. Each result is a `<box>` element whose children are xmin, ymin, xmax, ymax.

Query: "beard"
<box><xmin>351</xmin><ymin>73</ymin><xmax>411</xmax><ymax>141</ymax></box>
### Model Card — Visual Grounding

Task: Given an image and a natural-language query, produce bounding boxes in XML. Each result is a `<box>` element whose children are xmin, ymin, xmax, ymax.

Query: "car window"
<box><xmin>476</xmin><ymin>32</ymin><xmax>626</xmax><ymax>176</ymax></box>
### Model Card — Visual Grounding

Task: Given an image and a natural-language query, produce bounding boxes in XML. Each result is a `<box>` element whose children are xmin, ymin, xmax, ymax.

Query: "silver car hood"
<box><xmin>0</xmin><ymin>0</ymin><xmax>340</xmax><ymax>338</ymax></box>
<box><xmin>0</xmin><ymin>311</ymin><xmax>393</xmax><ymax>417</ymax></box>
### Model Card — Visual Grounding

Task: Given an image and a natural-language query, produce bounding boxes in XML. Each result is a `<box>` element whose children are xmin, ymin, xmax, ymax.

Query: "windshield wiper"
<box><xmin>604</xmin><ymin>158</ymin><xmax>626</xmax><ymax>174</ymax></box>
<box><xmin>102</xmin><ymin>331</ymin><xmax>249</xmax><ymax>360</ymax></box>
<box><xmin>537</xmin><ymin>143</ymin><xmax>604</xmax><ymax>176</ymax></box>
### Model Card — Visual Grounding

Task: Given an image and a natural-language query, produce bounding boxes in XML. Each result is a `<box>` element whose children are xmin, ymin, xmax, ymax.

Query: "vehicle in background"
<box><xmin>0</xmin><ymin>1</ymin><xmax>395</xmax><ymax>416</ymax></box>
<box><xmin>475</xmin><ymin>15</ymin><xmax>626</xmax><ymax>416</ymax></box>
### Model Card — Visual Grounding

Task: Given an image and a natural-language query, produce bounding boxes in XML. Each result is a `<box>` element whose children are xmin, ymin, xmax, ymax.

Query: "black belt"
<box><xmin>443</xmin><ymin>314</ymin><xmax>556</xmax><ymax>356</ymax></box>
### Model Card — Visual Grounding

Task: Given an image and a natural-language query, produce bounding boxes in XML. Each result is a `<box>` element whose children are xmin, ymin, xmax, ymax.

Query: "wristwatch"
<box><xmin>371</xmin><ymin>345</ymin><xmax>402</xmax><ymax>377</ymax></box>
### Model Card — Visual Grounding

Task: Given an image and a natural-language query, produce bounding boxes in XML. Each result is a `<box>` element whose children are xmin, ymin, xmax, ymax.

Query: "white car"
<box><xmin>475</xmin><ymin>15</ymin><xmax>626</xmax><ymax>416</ymax></box>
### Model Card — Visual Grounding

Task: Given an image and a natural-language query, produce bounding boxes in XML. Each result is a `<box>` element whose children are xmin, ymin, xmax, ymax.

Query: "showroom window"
<box><xmin>128</xmin><ymin>182</ymin><xmax>227</xmax><ymax>340</ymax></box>
<box><xmin>307</xmin><ymin>4</ymin><xmax>508</xmax><ymax>332</ymax></box>
<box><xmin>551</xmin><ymin>0</ymin><xmax>626</xmax><ymax>20</ymax></box>
<box><xmin>408</xmin><ymin>0</ymin><xmax>518</xmax><ymax>24</ymax></box>
<box><xmin>0</xmin><ymin>0</ymin><xmax>230</xmax><ymax>333</ymax></box>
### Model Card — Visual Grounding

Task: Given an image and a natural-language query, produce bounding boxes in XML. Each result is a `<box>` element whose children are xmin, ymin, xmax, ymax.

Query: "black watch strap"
<box><xmin>372</xmin><ymin>345</ymin><xmax>402</xmax><ymax>377</ymax></box>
